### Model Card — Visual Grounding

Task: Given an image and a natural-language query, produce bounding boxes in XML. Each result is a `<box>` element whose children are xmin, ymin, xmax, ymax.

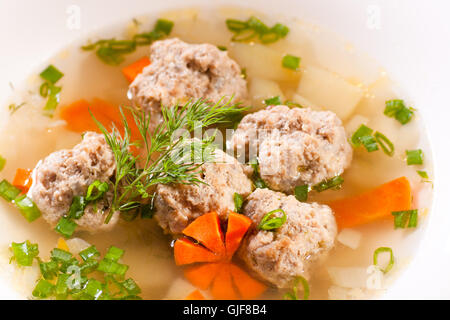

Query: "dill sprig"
<box><xmin>93</xmin><ymin>98</ymin><xmax>244</xmax><ymax>223</ymax></box>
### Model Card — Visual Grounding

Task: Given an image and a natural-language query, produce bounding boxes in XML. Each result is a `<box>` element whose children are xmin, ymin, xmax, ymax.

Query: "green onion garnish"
<box><xmin>40</xmin><ymin>65</ymin><xmax>64</xmax><ymax>84</ymax></box>
<box><xmin>68</xmin><ymin>196</ymin><xmax>87</xmax><ymax>220</ymax></box>
<box><xmin>313</xmin><ymin>176</ymin><xmax>344</xmax><ymax>192</ymax></box>
<box><xmin>264</xmin><ymin>96</ymin><xmax>282</xmax><ymax>106</ymax></box>
<box><xmin>85</xmin><ymin>180</ymin><xmax>109</xmax><ymax>202</ymax></box>
<box><xmin>284</xmin><ymin>101</ymin><xmax>303</xmax><ymax>108</ymax></box>
<box><xmin>217</xmin><ymin>45</ymin><xmax>227</xmax><ymax>51</ymax></box>
<box><xmin>79</xmin><ymin>245</ymin><xmax>100</xmax><ymax>262</ymax></box>
<box><xmin>51</xmin><ymin>248</ymin><xmax>73</xmax><ymax>263</ymax></box>
<box><xmin>351</xmin><ymin>125</ymin><xmax>378</xmax><ymax>152</ymax></box>
<box><xmin>122</xmin><ymin>278</ymin><xmax>142</xmax><ymax>295</ymax></box>
<box><xmin>294</xmin><ymin>185</ymin><xmax>308</xmax><ymax>202</ymax></box>
<box><xmin>374</xmin><ymin>131</ymin><xmax>395</xmax><ymax>156</ymax></box>
<box><xmin>417</xmin><ymin>170</ymin><xmax>429</xmax><ymax>179</ymax></box>
<box><xmin>104</xmin><ymin>246</ymin><xmax>124</xmax><ymax>262</ymax></box>
<box><xmin>32</xmin><ymin>279</ymin><xmax>55</xmax><ymax>299</ymax></box>
<box><xmin>54</xmin><ymin>217</ymin><xmax>77</xmax><ymax>238</ymax></box>
<box><xmin>80</xmin><ymin>259</ymin><xmax>99</xmax><ymax>276</ymax></box>
<box><xmin>406</xmin><ymin>149</ymin><xmax>424</xmax><ymax>165</ymax></box>
<box><xmin>258</xmin><ymin>208</ymin><xmax>287</xmax><ymax>231</ymax></box>
<box><xmin>97</xmin><ymin>259</ymin><xmax>129</xmax><ymax>276</ymax></box>
<box><xmin>0</xmin><ymin>179</ymin><xmax>21</xmax><ymax>202</ymax></box>
<box><xmin>83</xmin><ymin>279</ymin><xmax>104</xmax><ymax>300</ymax></box>
<box><xmin>392</xmin><ymin>209</ymin><xmax>418</xmax><ymax>229</ymax></box>
<box><xmin>240</xmin><ymin>68</ymin><xmax>247</xmax><ymax>79</ymax></box>
<box><xmin>39</xmin><ymin>260</ymin><xmax>59</xmax><ymax>280</ymax></box>
<box><xmin>284</xmin><ymin>275</ymin><xmax>309</xmax><ymax>300</ymax></box>
<box><xmin>55</xmin><ymin>274</ymin><xmax>70</xmax><ymax>300</ymax></box>
<box><xmin>225</xmin><ymin>16</ymin><xmax>289</xmax><ymax>44</ymax></box>
<box><xmin>14</xmin><ymin>195</ymin><xmax>41</xmax><ymax>222</ymax></box>
<box><xmin>282</xmin><ymin>54</ymin><xmax>301</xmax><ymax>71</ymax></box>
<box><xmin>384</xmin><ymin>99</ymin><xmax>414</xmax><ymax>125</ymax></box>
<box><xmin>373</xmin><ymin>247</ymin><xmax>394</xmax><ymax>273</ymax></box>
<box><xmin>233</xmin><ymin>192</ymin><xmax>244</xmax><ymax>213</ymax></box>
<box><xmin>82</xmin><ymin>18</ymin><xmax>173</xmax><ymax>65</ymax></box>
<box><xmin>10</xmin><ymin>240</ymin><xmax>39</xmax><ymax>266</ymax></box>
<box><xmin>0</xmin><ymin>155</ymin><xmax>6</xmax><ymax>172</ymax></box>
<box><xmin>249</xmin><ymin>159</ymin><xmax>267</xmax><ymax>189</ymax></box>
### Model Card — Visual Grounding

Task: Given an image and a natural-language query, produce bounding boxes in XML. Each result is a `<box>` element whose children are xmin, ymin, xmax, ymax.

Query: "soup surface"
<box><xmin>0</xmin><ymin>7</ymin><xmax>433</xmax><ymax>300</ymax></box>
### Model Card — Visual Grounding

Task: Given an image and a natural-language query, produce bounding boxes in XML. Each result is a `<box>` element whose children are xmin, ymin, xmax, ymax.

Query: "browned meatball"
<box><xmin>154</xmin><ymin>149</ymin><xmax>253</xmax><ymax>234</ymax></box>
<box><xmin>238</xmin><ymin>188</ymin><xmax>337</xmax><ymax>288</ymax></box>
<box><xmin>30</xmin><ymin>132</ymin><xmax>119</xmax><ymax>232</ymax></box>
<box><xmin>230</xmin><ymin>105</ymin><xmax>352</xmax><ymax>192</ymax></box>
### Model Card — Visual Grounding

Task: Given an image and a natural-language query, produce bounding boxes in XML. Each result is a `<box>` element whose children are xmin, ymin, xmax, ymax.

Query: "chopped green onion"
<box><xmin>417</xmin><ymin>170</ymin><xmax>429</xmax><ymax>179</ymax></box>
<box><xmin>249</xmin><ymin>159</ymin><xmax>267</xmax><ymax>189</ymax></box>
<box><xmin>294</xmin><ymin>185</ymin><xmax>309</xmax><ymax>202</ymax></box>
<box><xmin>233</xmin><ymin>192</ymin><xmax>244</xmax><ymax>213</ymax></box>
<box><xmin>284</xmin><ymin>275</ymin><xmax>309</xmax><ymax>300</ymax></box>
<box><xmin>392</xmin><ymin>209</ymin><xmax>418</xmax><ymax>229</ymax></box>
<box><xmin>351</xmin><ymin>124</ymin><xmax>378</xmax><ymax>152</ymax></box>
<box><xmin>240</xmin><ymin>68</ymin><xmax>247</xmax><ymax>80</ymax></box>
<box><xmin>55</xmin><ymin>273</ymin><xmax>70</xmax><ymax>300</ymax></box>
<box><xmin>80</xmin><ymin>259</ymin><xmax>99</xmax><ymax>276</ymax></box>
<box><xmin>85</xmin><ymin>180</ymin><xmax>109</xmax><ymax>202</ymax></box>
<box><xmin>374</xmin><ymin>131</ymin><xmax>394</xmax><ymax>156</ymax></box>
<box><xmin>225</xmin><ymin>16</ymin><xmax>289</xmax><ymax>44</ymax></box>
<box><xmin>83</xmin><ymin>279</ymin><xmax>104</xmax><ymax>300</ymax></box>
<box><xmin>282</xmin><ymin>54</ymin><xmax>301</xmax><ymax>71</ymax></box>
<box><xmin>14</xmin><ymin>195</ymin><xmax>41</xmax><ymax>222</ymax></box>
<box><xmin>384</xmin><ymin>100</ymin><xmax>414</xmax><ymax>125</ymax></box>
<box><xmin>122</xmin><ymin>278</ymin><xmax>141</xmax><ymax>295</ymax></box>
<box><xmin>264</xmin><ymin>96</ymin><xmax>282</xmax><ymax>106</ymax></box>
<box><xmin>54</xmin><ymin>217</ymin><xmax>77</xmax><ymax>238</ymax></box>
<box><xmin>406</xmin><ymin>149</ymin><xmax>424</xmax><ymax>165</ymax></box>
<box><xmin>359</xmin><ymin>135</ymin><xmax>379</xmax><ymax>152</ymax></box>
<box><xmin>271</xmin><ymin>23</ymin><xmax>290</xmax><ymax>38</ymax></box>
<box><xmin>51</xmin><ymin>248</ymin><xmax>73</xmax><ymax>263</ymax></box>
<box><xmin>313</xmin><ymin>176</ymin><xmax>344</xmax><ymax>192</ymax></box>
<box><xmin>258</xmin><ymin>209</ymin><xmax>287</xmax><ymax>231</ymax></box>
<box><xmin>0</xmin><ymin>155</ymin><xmax>6</xmax><ymax>172</ymax></box>
<box><xmin>373</xmin><ymin>247</ymin><xmax>394</xmax><ymax>273</ymax></box>
<box><xmin>59</xmin><ymin>257</ymin><xmax>80</xmax><ymax>274</ymax></box>
<box><xmin>32</xmin><ymin>279</ymin><xmax>55</xmax><ymax>299</ymax></box>
<box><xmin>0</xmin><ymin>179</ymin><xmax>21</xmax><ymax>202</ymax></box>
<box><xmin>68</xmin><ymin>196</ymin><xmax>87</xmax><ymax>219</ymax></box>
<box><xmin>42</xmin><ymin>84</ymin><xmax>62</xmax><ymax>117</ymax></box>
<box><xmin>39</xmin><ymin>260</ymin><xmax>59</xmax><ymax>280</ymax></box>
<box><xmin>97</xmin><ymin>259</ymin><xmax>128</xmax><ymax>276</ymax></box>
<box><xmin>10</xmin><ymin>241</ymin><xmax>39</xmax><ymax>266</ymax></box>
<box><xmin>8</xmin><ymin>102</ymin><xmax>25</xmax><ymax>115</ymax></box>
<box><xmin>154</xmin><ymin>19</ymin><xmax>174</xmax><ymax>35</ymax></box>
<box><xmin>284</xmin><ymin>101</ymin><xmax>303</xmax><ymax>108</ymax></box>
<box><xmin>104</xmin><ymin>246</ymin><xmax>124</xmax><ymax>262</ymax></box>
<box><xmin>217</xmin><ymin>45</ymin><xmax>227</xmax><ymax>51</ymax></box>
<box><xmin>39</xmin><ymin>65</ymin><xmax>64</xmax><ymax>84</ymax></box>
<box><xmin>79</xmin><ymin>245</ymin><xmax>100</xmax><ymax>262</ymax></box>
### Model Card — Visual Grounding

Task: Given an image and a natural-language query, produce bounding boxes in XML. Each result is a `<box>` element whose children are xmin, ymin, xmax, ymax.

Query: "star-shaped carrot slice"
<box><xmin>173</xmin><ymin>211</ymin><xmax>266</xmax><ymax>300</ymax></box>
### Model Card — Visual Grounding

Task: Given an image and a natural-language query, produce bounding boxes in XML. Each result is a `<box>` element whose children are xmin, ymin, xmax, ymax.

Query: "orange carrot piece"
<box><xmin>12</xmin><ymin>168</ymin><xmax>33</xmax><ymax>193</ymax></box>
<box><xmin>225</xmin><ymin>212</ymin><xmax>252</xmax><ymax>259</ymax></box>
<box><xmin>328</xmin><ymin>177</ymin><xmax>412</xmax><ymax>229</ymax></box>
<box><xmin>210</xmin><ymin>263</ymin><xmax>238</xmax><ymax>300</ymax></box>
<box><xmin>185</xmin><ymin>289</ymin><xmax>205</xmax><ymax>300</ymax></box>
<box><xmin>184</xmin><ymin>262</ymin><xmax>222</xmax><ymax>290</ymax></box>
<box><xmin>59</xmin><ymin>99</ymin><xmax>112</xmax><ymax>133</ymax></box>
<box><xmin>122</xmin><ymin>57</ymin><xmax>151</xmax><ymax>83</ymax></box>
<box><xmin>182</xmin><ymin>212</ymin><xmax>225</xmax><ymax>256</ymax></box>
<box><xmin>174</xmin><ymin>238</ymin><xmax>222</xmax><ymax>266</ymax></box>
<box><xmin>229</xmin><ymin>264</ymin><xmax>266</xmax><ymax>300</ymax></box>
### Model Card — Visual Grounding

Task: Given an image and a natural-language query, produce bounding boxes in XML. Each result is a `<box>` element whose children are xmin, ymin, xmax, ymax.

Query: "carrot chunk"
<box><xmin>122</xmin><ymin>57</ymin><xmax>151</xmax><ymax>83</ymax></box>
<box><xmin>12</xmin><ymin>168</ymin><xmax>33</xmax><ymax>194</ymax></box>
<box><xmin>182</xmin><ymin>212</ymin><xmax>225</xmax><ymax>256</ymax></box>
<box><xmin>328</xmin><ymin>176</ymin><xmax>412</xmax><ymax>229</ymax></box>
<box><xmin>185</xmin><ymin>290</ymin><xmax>205</xmax><ymax>300</ymax></box>
<box><xmin>210</xmin><ymin>264</ymin><xmax>238</xmax><ymax>300</ymax></box>
<box><xmin>225</xmin><ymin>212</ymin><xmax>252</xmax><ymax>259</ymax></box>
<box><xmin>174</xmin><ymin>238</ymin><xmax>221</xmax><ymax>266</ymax></box>
<box><xmin>229</xmin><ymin>264</ymin><xmax>266</xmax><ymax>300</ymax></box>
<box><xmin>184</xmin><ymin>263</ymin><xmax>222</xmax><ymax>290</ymax></box>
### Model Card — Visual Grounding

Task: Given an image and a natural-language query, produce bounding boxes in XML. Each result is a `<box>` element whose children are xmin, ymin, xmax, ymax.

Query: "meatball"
<box><xmin>30</xmin><ymin>132</ymin><xmax>119</xmax><ymax>232</ymax></box>
<box><xmin>230</xmin><ymin>105</ymin><xmax>352</xmax><ymax>192</ymax></box>
<box><xmin>154</xmin><ymin>149</ymin><xmax>253</xmax><ymax>234</ymax></box>
<box><xmin>129</xmin><ymin>38</ymin><xmax>248</xmax><ymax>129</ymax></box>
<box><xmin>238</xmin><ymin>188</ymin><xmax>337</xmax><ymax>288</ymax></box>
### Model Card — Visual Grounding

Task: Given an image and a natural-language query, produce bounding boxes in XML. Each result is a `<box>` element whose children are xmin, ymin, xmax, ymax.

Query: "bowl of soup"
<box><xmin>0</xmin><ymin>0</ymin><xmax>448</xmax><ymax>300</ymax></box>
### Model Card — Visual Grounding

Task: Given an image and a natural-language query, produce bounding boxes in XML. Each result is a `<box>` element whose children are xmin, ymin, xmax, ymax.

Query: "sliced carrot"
<box><xmin>57</xmin><ymin>238</ymin><xmax>70</xmax><ymax>252</ymax></box>
<box><xmin>122</xmin><ymin>57</ymin><xmax>151</xmax><ymax>83</ymax></box>
<box><xmin>328</xmin><ymin>177</ymin><xmax>412</xmax><ymax>229</ymax></box>
<box><xmin>12</xmin><ymin>168</ymin><xmax>33</xmax><ymax>194</ymax></box>
<box><xmin>210</xmin><ymin>264</ymin><xmax>238</xmax><ymax>300</ymax></box>
<box><xmin>184</xmin><ymin>262</ymin><xmax>222</xmax><ymax>290</ymax></box>
<box><xmin>225</xmin><ymin>212</ymin><xmax>252</xmax><ymax>260</ymax></box>
<box><xmin>185</xmin><ymin>290</ymin><xmax>205</xmax><ymax>300</ymax></box>
<box><xmin>229</xmin><ymin>264</ymin><xmax>266</xmax><ymax>300</ymax></box>
<box><xmin>174</xmin><ymin>238</ymin><xmax>221</xmax><ymax>266</ymax></box>
<box><xmin>183</xmin><ymin>212</ymin><xmax>225</xmax><ymax>257</ymax></box>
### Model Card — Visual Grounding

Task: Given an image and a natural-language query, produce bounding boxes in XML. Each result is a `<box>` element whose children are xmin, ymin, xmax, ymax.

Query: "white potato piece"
<box><xmin>228</xmin><ymin>43</ymin><xmax>300</xmax><ymax>82</ymax></box>
<box><xmin>337</xmin><ymin>229</ymin><xmax>362</xmax><ymax>250</ymax></box>
<box><xmin>344</xmin><ymin>114</ymin><xmax>369</xmax><ymax>137</ymax></box>
<box><xmin>164</xmin><ymin>277</ymin><xmax>197</xmax><ymax>300</ymax></box>
<box><xmin>327</xmin><ymin>267</ymin><xmax>368</xmax><ymax>288</ymax></box>
<box><xmin>291</xmin><ymin>94</ymin><xmax>322</xmax><ymax>111</ymax></box>
<box><xmin>297</xmin><ymin>65</ymin><xmax>363</xmax><ymax>121</ymax></box>
<box><xmin>249</xmin><ymin>77</ymin><xmax>285</xmax><ymax>108</ymax></box>
<box><xmin>65</xmin><ymin>238</ymin><xmax>91</xmax><ymax>255</ymax></box>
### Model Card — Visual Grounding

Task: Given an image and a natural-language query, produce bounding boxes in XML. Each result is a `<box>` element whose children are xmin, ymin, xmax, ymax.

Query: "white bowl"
<box><xmin>1</xmin><ymin>0</ymin><xmax>449</xmax><ymax>299</ymax></box>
